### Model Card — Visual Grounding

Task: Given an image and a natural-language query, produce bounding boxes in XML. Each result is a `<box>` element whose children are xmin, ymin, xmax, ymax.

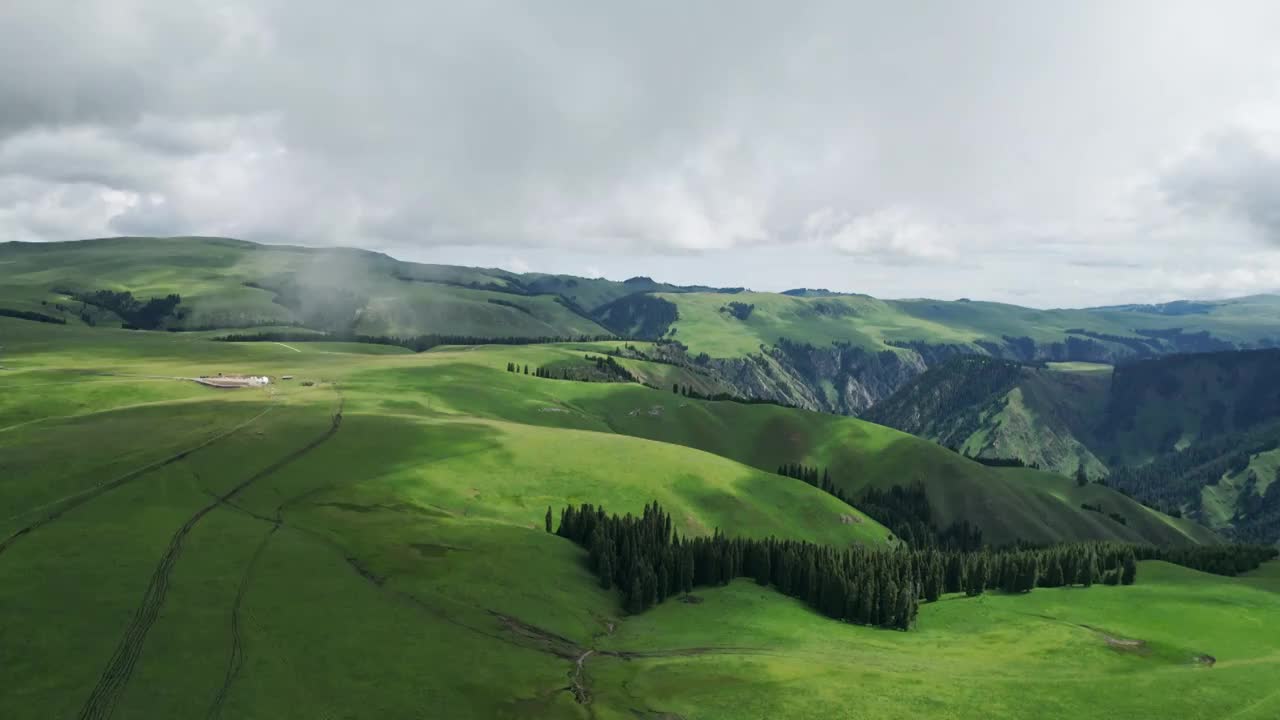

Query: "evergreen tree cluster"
<box><xmin>67</xmin><ymin>289</ymin><xmax>182</xmax><ymax>330</ymax></box>
<box><xmin>855</xmin><ymin>484</ymin><xmax>984</xmax><ymax>551</ymax></box>
<box><xmin>770</xmin><ymin>468</ymin><xmax>983</xmax><ymax>553</ymax></box>
<box><xmin>0</xmin><ymin>307</ymin><xmax>67</xmax><ymax>325</ymax></box>
<box><xmin>504</xmin><ymin>354</ymin><xmax>638</xmax><ymax>383</ymax></box>
<box><xmin>1078</xmin><ymin>502</ymin><xmax>1129</xmax><ymax>526</ymax></box>
<box><xmin>776</xmin><ymin>464</ymin><xmax>846</xmax><ymax>498</ymax></box>
<box><xmin>968</xmin><ymin>456</ymin><xmax>1033</xmax><ymax>468</ymax></box>
<box><xmin>585</xmin><ymin>354</ymin><xmax>635</xmax><ymax>381</ymax></box>
<box><xmin>552</xmin><ymin>501</ymin><xmax>1159</xmax><ymax>631</ymax></box>
<box><xmin>1134</xmin><ymin>543</ymin><xmax>1277</xmax><ymax>576</ymax></box>
<box><xmin>1108</xmin><ymin>420</ymin><xmax>1280</xmax><ymax>543</ymax></box>
<box><xmin>668</xmin><ymin>382</ymin><xmax>794</xmax><ymax>408</ymax></box>
<box><xmin>719</xmin><ymin>301</ymin><xmax>755</xmax><ymax>320</ymax></box>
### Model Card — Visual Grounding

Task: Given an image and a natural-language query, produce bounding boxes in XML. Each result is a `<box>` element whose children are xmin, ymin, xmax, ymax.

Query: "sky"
<box><xmin>3</xmin><ymin>1</ymin><xmax>1280</xmax><ymax>307</ymax></box>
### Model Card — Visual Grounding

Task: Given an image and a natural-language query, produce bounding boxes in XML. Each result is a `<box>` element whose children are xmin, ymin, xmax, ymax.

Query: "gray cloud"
<box><xmin>2</xmin><ymin>1</ymin><xmax>1280</xmax><ymax>305</ymax></box>
<box><xmin>1160</xmin><ymin>129</ymin><xmax>1280</xmax><ymax>245</ymax></box>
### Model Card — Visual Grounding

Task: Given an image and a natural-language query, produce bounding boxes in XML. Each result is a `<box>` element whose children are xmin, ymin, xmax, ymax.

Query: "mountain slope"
<box><xmin>354</xmin><ymin>340</ymin><xmax>1215</xmax><ymax>547</ymax></box>
<box><xmin>864</xmin><ymin>356</ymin><xmax>1110</xmax><ymax>477</ymax></box>
<box><xmin>6</xmin><ymin>237</ymin><xmax>1280</xmax><ymax>417</ymax></box>
<box><xmin>0</xmin><ymin>319</ymin><xmax>1272</xmax><ymax>718</ymax></box>
<box><xmin>659</xmin><ymin>290</ymin><xmax>1280</xmax><ymax>361</ymax></box>
<box><xmin>0</xmin><ymin>236</ymin><xmax>729</xmax><ymax>339</ymax></box>
<box><xmin>869</xmin><ymin>349</ymin><xmax>1280</xmax><ymax>544</ymax></box>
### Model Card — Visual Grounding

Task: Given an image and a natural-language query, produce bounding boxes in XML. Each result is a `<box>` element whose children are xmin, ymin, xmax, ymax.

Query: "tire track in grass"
<box><xmin>77</xmin><ymin>397</ymin><xmax>343</xmax><ymax>720</ymax></box>
<box><xmin>0</xmin><ymin>404</ymin><xmax>276</xmax><ymax>556</ymax></box>
<box><xmin>204</xmin><ymin>523</ymin><xmax>277</xmax><ymax>720</ymax></box>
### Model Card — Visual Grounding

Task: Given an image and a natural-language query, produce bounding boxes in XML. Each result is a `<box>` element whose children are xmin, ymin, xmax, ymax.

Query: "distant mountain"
<box><xmin>5</xmin><ymin>236</ymin><xmax>1280</xmax><ymax>418</ymax></box>
<box><xmin>866</xmin><ymin>349</ymin><xmax>1280</xmax><ymax>544</ymax></box>
<box><xmin>0</xmin><ymin>236</ymin><xmax>737</xmax><ymax>339</ymax></box>
<box><xmin>864</xmin><ymin>356</ymin><xmax>1110</xmax><ymax>478</ymax></box>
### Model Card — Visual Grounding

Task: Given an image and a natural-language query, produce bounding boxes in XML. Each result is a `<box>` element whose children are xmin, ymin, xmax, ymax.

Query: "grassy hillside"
<box><xmin>3</xmin><ymin>316</ymin><xmax>1272</xmax><ymax>719</ymax></box>
<box><xmin>591</xmin><ymin>561</ymin><xmax>1280</xmax><ymax>719</ymax></box>
<box><xmin>0</xmin><ymin>237</ymin><xmax>732</xmax><ymax>339</ymax></box>
<box><xmin>866</xmin><ymin>356</ymin><xmax>1110</xmax><ymax>477</ymax></box>
<box><xmin>338</xmin><ymin>343</ymin><xmax>1213</xmax><ymax>547</ymax></box>
<box><xmin>0</xmin><ymin>318</ymin><xmax>891</xmax><ymax>719</ymax></box>
<box><xmin>660</xmin><ymin>290</ymin><xmax>1280</xmax><ymax>359</ymax></box>
<box><xmin>0</xmin><ymin>237</ymin><xmax>749</xmax><ymax>340</ymax></box>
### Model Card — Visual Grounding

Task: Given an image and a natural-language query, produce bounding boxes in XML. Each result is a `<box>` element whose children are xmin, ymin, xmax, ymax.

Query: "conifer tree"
<box><xmin>545</xmin><ymin>506</ymin><xmax>553</xmax><ymax>533</ymax></box>
<box><xmin>598</xmin><ymin>552</ymin><xmax>614</xmax><ymax>589</ymax></box>
<box><xmin>626</xmin><ymin>573</ymin><xmax>643</xmax><ymax>613</ymax></box>
<box><xmin>755</xmin><ymin>545</ymin><xmax>772</xmax><ymax>586</ymax></box>
<box><xmin>1046</xmin><ymin>554</ymin><xmax>1065</xmax><ymax>587</ymax></box>
<box><xmin>1079</xmin><ymin>550</ymin><xmax>1098</xmax><ymax>587</ymax></box>
<box><xmin>1121</xmin><ymin>549</ymin><xmax>1138</xmax><ymax>585</ymax></box>
<box><xmin>895</xmin><ymin>582</ymin><xmax>916</xmax><ymax>630</ymax></box>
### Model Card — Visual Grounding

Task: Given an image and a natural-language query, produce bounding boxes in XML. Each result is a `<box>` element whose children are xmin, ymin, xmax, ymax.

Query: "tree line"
<box><xmin>773</xmin><ymin>467</ymin><xmax>984</xmax><ymax>553</ymax></box>
<box><xmin>57</xmin><ymin>288</ymin><xmax>183</xmax><ymax>330</ymax></box>
<box><xmin>551</xmin><ymin>501</ymin><xmax>1157</xmax><ymax>630</ymax></box>
<box><xmin>855</xmin><ymin>484</ymin><xmax>985</xmax><ymax>551</ymax></box>
<box><xmin>551</xmin><ymin>501</ymin><xmax>1278</xmax><ymax>629</ymax></box>
<box><xmin>1135</xmin><ymin>543</ymin><xmax>1278</xmax><ymax>576</ymax></box>
<box><xmin>671</xmin><ymin>383</ymin><xmax>798</xmax><ymax>408</ymax></box>
<box><xmin>1108</xmin><ymin>420</ymin><xmax>1280</xmax><ymax>543</ymax></box>
<box><xmin>0</xmin><ymin>307</ymin><xmax>66</xmax><ymax>325</ymax></box>
<box><xmin>505</xmin><ymin>354</ymin><xmax>638</xmax><ymax>383</ymax></box>
<box><xmin>1079</xmin><ymin>502</ymin><xmax>1128</xmax><ymax>525</ymax></box>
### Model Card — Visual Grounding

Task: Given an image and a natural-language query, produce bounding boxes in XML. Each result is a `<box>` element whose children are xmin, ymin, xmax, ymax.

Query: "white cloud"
<box><xmin>2</xmin><ymin>1</ymin><xmax>1280</xmax><ymax>304</ymax></box>
<box><xmin>805</xmin><ymin>206</ymin><xmax>955</xmax><ymax>261</ymax></box>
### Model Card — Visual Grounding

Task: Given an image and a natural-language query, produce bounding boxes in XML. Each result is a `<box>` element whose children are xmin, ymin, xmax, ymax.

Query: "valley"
<box><xmin>2</xmin><ymin>238</ymin><xmax>1279</xmax><ymax>719</ymax></box>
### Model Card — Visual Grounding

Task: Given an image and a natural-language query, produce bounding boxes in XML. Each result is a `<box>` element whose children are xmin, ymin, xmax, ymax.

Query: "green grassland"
<box><xmin>8</xmin><ymin>237</ymin><xmax>1280</xmax><ymax>364</ymax></box>
<box><xmin>0</xmin><ymin>315</ymin><xmax>1270</xmax><ymax>719</ymax></box>
<box><xmin>0</xmin><ymin>236</ymin><xmax>613</xmax><ymax>337</ymax></box>
<box><xmin>350</xmin><ymin>343</ymin><xmax>1213</xmax><ymax>546</ymax></box>
<box><xmin>661</xmin><ymin>291</ymin><xmax>1280</xmax><ymax>359</ymax></box>
<box><xmin>590</xmin><ymin>561</ymin><xmax>1280</xmax><ymax>719</ymax></box>
<box><xmin>658</xmin><ymin>291</ymin><xmax>975</xmax><ymax>357</ymax></box>
<box><xmin>0</xmin><ymin>319</ymin><xmax>888</xmax><ymax>718</ymax></box>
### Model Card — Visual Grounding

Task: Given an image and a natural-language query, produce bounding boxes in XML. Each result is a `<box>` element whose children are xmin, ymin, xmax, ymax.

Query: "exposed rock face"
<box><xmin>641</xmin><ymin>332</ymin><xmax>1266</xmax><ymax>420</ymax></box>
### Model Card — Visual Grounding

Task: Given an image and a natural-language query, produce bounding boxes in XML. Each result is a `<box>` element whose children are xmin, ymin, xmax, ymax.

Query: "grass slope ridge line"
<box><xmin>0</xmin><ymin>405</ymin><xmax>276</xmax><ymax>555</ymax></box>
<box><xmin>77</xmin><ymin>398</ymin><xmax>343</xmax><ymax>720</ymax></box>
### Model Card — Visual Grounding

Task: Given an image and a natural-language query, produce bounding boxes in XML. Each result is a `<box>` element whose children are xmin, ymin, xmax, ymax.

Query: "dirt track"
<box><xmin>78</xmin><ymin>398</ymin><xmax>344</xmax><ymax>720</ymax></box>
<box><xmin>204</xmin><ymin>523</ymin><xmax>278</xmax><ymax>720</ymax></box>
<box><xmin>0</xmin><ymin>404</ymin><xmax>277</xmax><ymax>556</ymax></box>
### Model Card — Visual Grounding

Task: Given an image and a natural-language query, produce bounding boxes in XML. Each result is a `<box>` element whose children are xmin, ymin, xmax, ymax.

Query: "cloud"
<box><xmin>2</xmin><ymin>1</ymin><xmax>1280</xmax><ymax>305</ymax></box>
<box><xmin>1160</xmin><ymin>129</ymin><xmax>1280</xmax><ymax>245</ymax></box>
<box><xmin>805</xmin><ymin>206</ymin><xmax>955</xmax><ymax>262</ymax></box>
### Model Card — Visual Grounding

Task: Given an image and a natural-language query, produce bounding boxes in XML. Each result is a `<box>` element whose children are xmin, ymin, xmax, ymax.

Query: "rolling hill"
<box><xmin>1</xmin><ymin>316</ymin><xmax>1275</xmax><ymax>720</ymax></box>
<box><xmin>0</xmin><ymin>236</ymin><xmax>729</xmax><ymax>339</ymax></box>
<box><xmin>6</xmin><ymin>232</ymin><xmax>1280</xmax><ymax>720</ymax></box>
<box><xmin>5</xmin><ymin>237</ymin><xmax>1280</xmax><ymax>419</ymax></box>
